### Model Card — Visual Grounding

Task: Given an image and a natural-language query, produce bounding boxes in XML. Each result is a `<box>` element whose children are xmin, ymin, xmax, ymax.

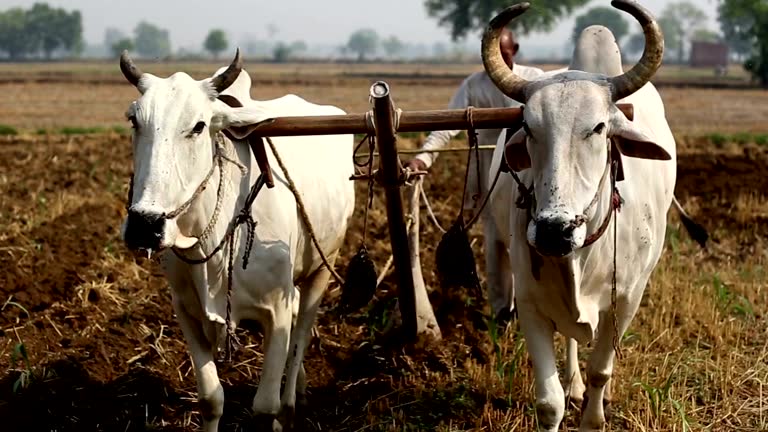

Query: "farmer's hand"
<box><xmin>404</xmin><ymin>158</ymin><xmax>428</xmax><ymax>173</ymax></box>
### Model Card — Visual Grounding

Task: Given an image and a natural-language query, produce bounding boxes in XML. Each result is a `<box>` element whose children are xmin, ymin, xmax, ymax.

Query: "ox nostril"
<box><xmin>534</xmin><ymin>218</ymin><xmax>575</xmax><ymax>257</ymax></box>
<box><xmin>124</xmin><ymin>209</ymin><xmax>165</xmax><ymax>250</ymax></box>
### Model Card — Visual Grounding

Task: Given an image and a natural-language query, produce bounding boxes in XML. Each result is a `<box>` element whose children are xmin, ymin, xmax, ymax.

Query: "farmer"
<box><xmin>405</xmin><ymin>28</ymin><xmax>544</xmax><ymax>324</ymax></box>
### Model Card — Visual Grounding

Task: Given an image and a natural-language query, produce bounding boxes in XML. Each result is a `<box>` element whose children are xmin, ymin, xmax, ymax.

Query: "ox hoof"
<box><xmin>604</xmin><ymin>399</ymin><xmax>613</xmax><ymax>422</ymax></box>
<box><xmin>249</xmin><ymin>413</ymin><xmax>283</xmax><ymax>432</ymax></box>
<box><xmin>279</xmin><ymin>405</ymin><xmax>296</xmax><ymax>431</ymax></box>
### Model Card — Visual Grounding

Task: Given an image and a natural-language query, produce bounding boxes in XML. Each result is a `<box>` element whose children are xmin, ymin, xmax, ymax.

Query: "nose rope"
<box><xmin>505</xmin><ymin>141</ymin><xmax>621</xmax><ymax>248</ymax></box>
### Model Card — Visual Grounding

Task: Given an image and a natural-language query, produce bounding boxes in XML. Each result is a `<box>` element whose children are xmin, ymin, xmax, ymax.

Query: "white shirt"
<box><xmin>414</xmin><ymin>63</ymin><xmax>544</xmax><ymax>168</ymax></box>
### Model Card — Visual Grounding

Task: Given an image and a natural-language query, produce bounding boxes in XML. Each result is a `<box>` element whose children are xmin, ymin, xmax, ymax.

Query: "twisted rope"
<box><xmin>610</xmin><ymin>158</ymin><xmax>623</xmax><ymax>361</ymax></box>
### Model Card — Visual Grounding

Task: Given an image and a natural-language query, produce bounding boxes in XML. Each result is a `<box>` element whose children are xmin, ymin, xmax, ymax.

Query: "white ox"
<box><xmin>119</xmin><ymin>51</ymin><xmax>354</xmax><ymax>431</ymax></box>
<box><xmin>485</xmin><ymin>1</ymin><xmax>675</xmax><ymax>431</ymax></box>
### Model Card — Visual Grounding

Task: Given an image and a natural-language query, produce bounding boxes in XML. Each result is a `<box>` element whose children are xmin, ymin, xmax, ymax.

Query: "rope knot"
<box><xmin>237</xmin><ymin>211</ymin><xmax>258</xmax><ymax>270</ymax></box>
<box><xmin>515</xmin><ymin>184</ymin><xmax>534</xmax><ymax>210</ymax></box>
<box><xmin>612</xmin><ymin>188</ymin><xmax>624</xmax><ymax>212</ymax></box>
<box><xmin>219</xmin><ymin>323</ymin><xmax>242</xmax><ymax>364</ymax></box>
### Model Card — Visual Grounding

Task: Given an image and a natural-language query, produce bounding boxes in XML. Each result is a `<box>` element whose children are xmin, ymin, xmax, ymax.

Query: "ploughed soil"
<box><xmin>0</xmin><ymin>132</ymin><xmax>765</xmax><ymax>432</ymax></box>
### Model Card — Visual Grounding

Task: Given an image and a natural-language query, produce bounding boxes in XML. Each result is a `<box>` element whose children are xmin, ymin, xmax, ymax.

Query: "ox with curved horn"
<box><xmin>481</xmin><ymin>0</ymin><xmax>664</xmax><ymax>103</ymax></box>
<box><xmin>482</xmin><ymin>1</ymin><xmax>678</xmax><ymax>430</ymax></box>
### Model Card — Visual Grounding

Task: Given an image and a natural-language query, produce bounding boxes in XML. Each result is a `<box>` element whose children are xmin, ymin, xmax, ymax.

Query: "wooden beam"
<box><xmin>370</xmin><ymin>81</ymin><xmax>418</xmax><ymax>341</ymax></box>
<box><xmin>245</xmin><ymin>104</ymin><xmax>633</xmax><ymax>137</ymax></box>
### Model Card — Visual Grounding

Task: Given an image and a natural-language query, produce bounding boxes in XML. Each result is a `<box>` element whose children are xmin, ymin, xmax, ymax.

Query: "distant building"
<box><xmin>689</xmin><ymin>41</ymin><xmax>729</xmax><ymax>68</ymax></box>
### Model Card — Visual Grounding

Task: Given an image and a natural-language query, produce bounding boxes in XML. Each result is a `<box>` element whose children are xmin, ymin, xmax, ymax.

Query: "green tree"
<box><xmin>134</xmin><ymin>21</ymin><xmax>171</xmax><ymax>58</ymax></box>
<box><xmin>572</xmin><ymin>7</ymin><xmax>629</xmax><ymax>44</ymax></box>
<box><xmin>111</xmin><ymin>38</ymin><xmax>134</xmax><ymax>58</ymax></box>
<box><xmin>660</xmin><ymin>1</ymin><xmax>708</xmax><ymax>63</ymax></box>
<box><xmin>0</xmin><ymin>8</ymin><xmax>32</xmax><ymax>59</ymax></box>
<box><xmin>273</xmin><ymin>42</ymin><xmax>292</xmax><ymax>62</ymax></box>
<box><xmin>425</xmin><ymin>0</ymin><xmax>590</xmax><ymax>41</ymax></box>
<box><xmin>204</xmin><ymin>29</ymin><xmax>228</xmax><ymax>59</ymax></box>
<box><xmin>382</xmin><ymin>35</ymin><xmax>404</xmax><ymax>59</ymax></box>
<box><xmin>718</xmin><ymin>2</ymin><xmax>754</xmax><ymax>61</ymax></box>
<box><xmin>719</xmin><ymin>0</ymin><xmax>768</xmax><ymax>86</ymax></box>
<box><xmin>658</xmin><ymin>16</ymin><xmax>682</xmax><ymax>62</ymax></box>
<box><xmin>346</xmin><ymin>29</ymin><xmax>379</xmax><ymax>61</ymax></box>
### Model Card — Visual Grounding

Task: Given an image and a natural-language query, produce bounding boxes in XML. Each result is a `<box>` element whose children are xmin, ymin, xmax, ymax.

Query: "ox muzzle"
<box><xmin>123</xmin><ymin>207</ymin><xmax>166</xmax><ymax>251</ymax></box>
<box><xmin>527</xmin><ymin>211</ymin><xmax>587</xmax><ymax>258</ymax></box>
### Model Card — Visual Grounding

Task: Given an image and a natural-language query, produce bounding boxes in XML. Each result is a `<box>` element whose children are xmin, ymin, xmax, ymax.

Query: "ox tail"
<box><xmin>672</xmin><ymin>195</ymin><xmax>708</xmax><ymax>248</ymax></box>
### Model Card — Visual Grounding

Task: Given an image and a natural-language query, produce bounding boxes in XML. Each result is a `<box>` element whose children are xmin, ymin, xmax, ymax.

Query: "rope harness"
<box><xmin>127</xmin><ymin>129</ymin><xmax>344</xmax><ymax>363</ymax></box>
<box><xmin>168</xmin><ymin>134</ymin><xmax>266</xmax><ymax>363</ymax></box>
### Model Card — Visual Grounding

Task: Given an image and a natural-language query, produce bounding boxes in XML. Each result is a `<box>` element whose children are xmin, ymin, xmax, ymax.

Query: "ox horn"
<box><xmin>609</xmin><ymin>0</ymin><xmax>664</xmax><ymax>101</ymax></box>
<box><xmin>119</xmin><ymin>50</ymin><xmax>143</xmax><ymax>87</ymax></box>
<box><xmin>210</xmin><ymin>48</ymin><xmax>243</xmax><ymax>94</ymax></box>
<box><xmin>481</xmin><ymin>3</ymin><xmax>532</xmax><ymax>103</ymax></box>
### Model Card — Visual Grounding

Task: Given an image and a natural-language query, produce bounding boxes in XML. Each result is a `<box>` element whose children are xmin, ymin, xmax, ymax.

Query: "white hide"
<box><xmin>488</xmin><ymin>25</ymin><xmax>675</xmax><ymax>431</ymax></box>
<box><xmin>124</xmin><ymin>64</ymin><xmax>354</xmax><ymax>431</ymax></box>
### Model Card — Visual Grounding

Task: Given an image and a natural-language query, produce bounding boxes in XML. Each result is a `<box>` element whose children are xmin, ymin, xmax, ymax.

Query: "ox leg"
<box><xmin>252</xmin><ymin>289</ymin><xmax>293</xmax><ymax>431</ymax></box>
<box><xmin>281</xmin><ymin>255</ymin><xmax>335</xmax><ymax>429</ymax></box>
<box><xmin>518</xmin><ymin>305</ymin><xmax>565</xmax><ymax>432</ymax></box>
<box><xmin>579</xmin><ymin>289</ymin><xmax>640</xmax><ymax>431</ymax></box>
<box><xmin>565</xmin><ymin>338</ymin><xmax>586</xmax><ymax>408</ymax></box>
<box><xmin>171</xmin><ymin>294</ymin><xmax>223</xmax><ymax>432</ymax></box>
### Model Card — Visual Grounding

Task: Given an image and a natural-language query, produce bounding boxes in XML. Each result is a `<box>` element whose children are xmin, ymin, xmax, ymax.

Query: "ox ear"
<box><xmin>504</xmin><ymin>128</ymin><xmax>531</xmax><ymax>172</ymax></box>
<box><xmin>212</xmin><ymin>101</ymin><xmax>276</xmax><ymax>140</ymax></box>
<box><xmin>611</xmin><ymin>111</ymin><xmax>671</xmax><ymax>161</ymax></box>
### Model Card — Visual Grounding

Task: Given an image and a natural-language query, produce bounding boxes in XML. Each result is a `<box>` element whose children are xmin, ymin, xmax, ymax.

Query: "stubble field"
<box><xmin>0</xmin><ymin>61</ymin><xmax>766</xmax><ymax>432</ymax></box>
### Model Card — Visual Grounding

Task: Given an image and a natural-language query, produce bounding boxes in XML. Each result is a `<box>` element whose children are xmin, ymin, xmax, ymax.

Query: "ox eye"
<box><xmin>191</xmin><ymin>121</ymin><xmax>206</xmax><ymax>135</ymax></box>
<box><xmin>592</xmin><ymin>123</ymin><xmax>606</xmax><ymax>135</ymax></box>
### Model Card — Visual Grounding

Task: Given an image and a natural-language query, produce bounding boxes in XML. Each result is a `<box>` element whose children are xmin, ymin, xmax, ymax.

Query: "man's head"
<box><xmin>499</xmin><ymin>28</ymin><xmax>519</xmax><ymax>68</ymax></box>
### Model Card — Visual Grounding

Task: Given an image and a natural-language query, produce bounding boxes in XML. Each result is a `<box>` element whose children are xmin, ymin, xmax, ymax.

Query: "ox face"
<box><xmin>122</xmin><ymin>73</ymin><xmax>222</xmax><ymax>251</ymax></box>
<box><xmin>482</xmin><ymin>3</ymin><xmax>671</xmax><ymax>258</ymax></box>
<box><xmin>505</xmin><ymin>75</ymin><xmax>663</xmax><ymax>257</ymax></box>
<box><xmin>119</xmin><ymin>50</ymin><xmax>268</xmax><ymax>253</ymax></box>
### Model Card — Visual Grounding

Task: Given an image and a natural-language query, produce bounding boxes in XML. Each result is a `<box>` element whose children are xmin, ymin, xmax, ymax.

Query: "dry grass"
<box><xmin>0</xmin><ymin>63</ymin><xmax>765</xmax><ymax>431</ymax></box>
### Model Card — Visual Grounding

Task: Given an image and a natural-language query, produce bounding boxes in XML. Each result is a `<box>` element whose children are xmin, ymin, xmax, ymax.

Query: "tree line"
<box><xmin>0</xmin><ymin>3</ymin><xmax>82</xmax><ymax>59</ymax></box>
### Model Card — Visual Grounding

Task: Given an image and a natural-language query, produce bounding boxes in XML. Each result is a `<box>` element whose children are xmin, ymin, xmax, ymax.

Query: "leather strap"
<box><xmin>218</xmin><ymin>94</ymin><xmax>275</xmax><ymax>188</ymax></box>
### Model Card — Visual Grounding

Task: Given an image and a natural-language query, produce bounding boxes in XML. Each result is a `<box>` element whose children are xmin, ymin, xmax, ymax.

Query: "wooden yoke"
<box><xmin>218</xmin><ymin>94</ymin><xmax>275</xmax><ymax>188</ymax></box>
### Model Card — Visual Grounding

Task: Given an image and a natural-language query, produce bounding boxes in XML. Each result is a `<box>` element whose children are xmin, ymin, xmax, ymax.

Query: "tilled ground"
<box><xmin>0</xmin><ymin>131</ymin><xmax>766</xmax><ymax>432</ymax></box>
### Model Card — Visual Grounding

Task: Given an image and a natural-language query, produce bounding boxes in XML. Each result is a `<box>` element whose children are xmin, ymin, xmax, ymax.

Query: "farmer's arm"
<box><xmin>407</xmin><ymin>77</ymin><xmax>472</xmax><ymax>171</ymax></box>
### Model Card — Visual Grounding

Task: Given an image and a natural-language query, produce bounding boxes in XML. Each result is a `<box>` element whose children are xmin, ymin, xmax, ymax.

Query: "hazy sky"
<box><xmin>0</xmin><ymin>0</ymin><xmax>721</xmax><ymax>51</ymax></box>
